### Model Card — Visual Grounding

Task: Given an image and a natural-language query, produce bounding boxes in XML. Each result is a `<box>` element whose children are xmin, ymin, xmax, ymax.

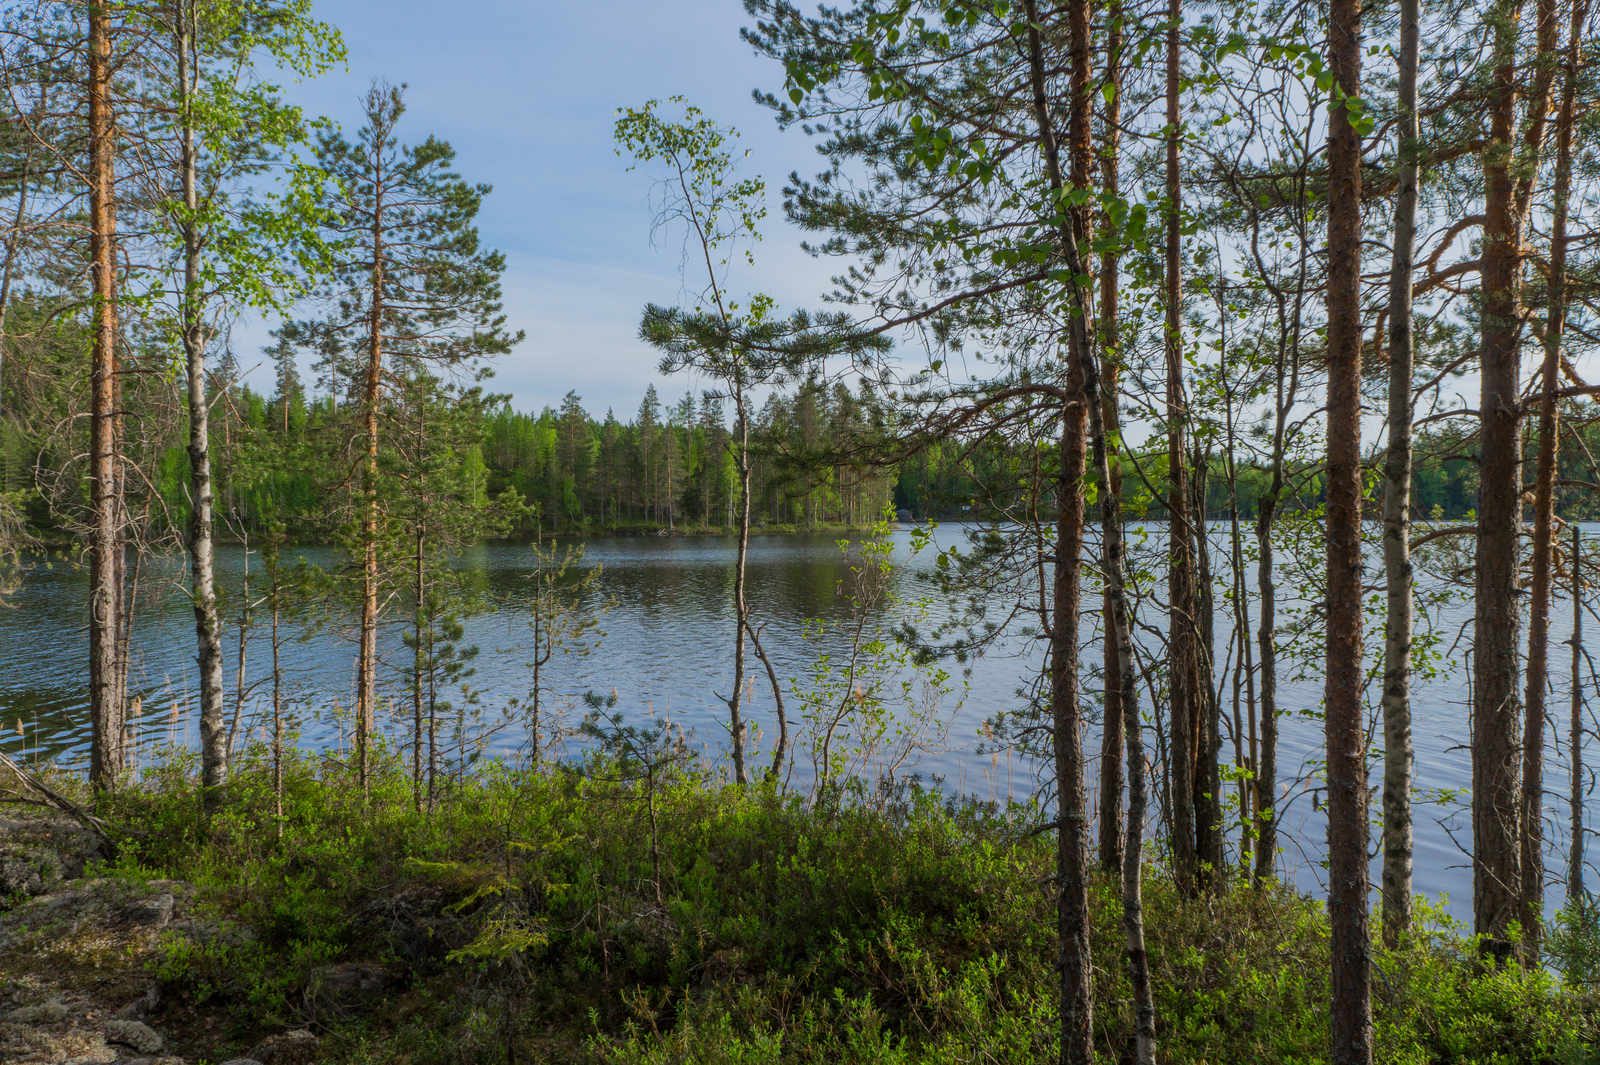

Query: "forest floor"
<box><xmin>2</xmin><ymin>751</ymin><xmax>1598</xmax><ymax>1065</ymax></box>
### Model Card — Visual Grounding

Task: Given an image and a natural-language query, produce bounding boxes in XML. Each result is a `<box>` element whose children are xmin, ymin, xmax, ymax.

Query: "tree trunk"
<box><xmin>1473</xmin><ymin>0</ymin><xmax>1528</xmax><ymax>948</ymax></box>
<box><xmin>228</xmin><ymin>548</ymin><xmax>249</xmax><ymax>758</ymax></box>
<box><xmin>1326</xmin><ymin>0</ymin><xmax>1372</xmax><ymax>1056</ymax></box>
<box><xmin>1254</xmin><ymin>494</ymin><xmax>1279</xmax><ymax>879</ymax></box>
<box><xmin>1096</xmin><ymin>4</ymin><xmax>1126</xmax><ymax>877</ymax></box>
<box><xmin>0</xmin><ymin>88</ymin><xmax>35</xmax><ymax>428</ymax></box>
<box><xmin>1193</xmin><ymin>460</ymin><xmax>1222</xmax><ymax>882</ymax></box>
<box><xmin>1380</xmin><ymin>0</ymin><xmax>1420</xmax><ymax>947</ymax></box>
<box><xmin>1252</xmin><ymin>238</ymin><xmax>1306</xmax><ymax>881</ymax></box>
<box><xmin>1163</xmin><ymin>0</ymin><xmax>1198</xmax><ymax>894</ymax></box>
<box><xmin>1077</xmin><ymin>166</ymin><xmax>1157</xmax><ymax>1065</ymax></box>
<box><xmin>1522</xmin><ymin>0</ymin><xmax>1584</xmax><ymax>951</ymax></box>
<box><xmin>1570</xmin><ymin>524</ymin><xmax>1584</xmax><ymax>907</ymax></box>
<box><xmin>359</xmin><ymin>157</ymin><xmax>385</xmax><ymax>794</ymax></box>
<box><xmin>1230</xmin><ymin>490</ymin><xmax>1252</xmax><ymax>863</ymax></box>
<box><xmin>1022</xmin><ymin>5</ymin><xmax>1094</xmax><ymax>1060</ymax></box>
<box><xmin>87</xmin><ymin>0</ymin><xmax>123</xmax><ymax>795</ymax></box>
<box><xmin>1027</xmin><ymin>0</ymin><xmax>1153</xmax><ymax>1049</ymax></box>
<box><xmin>729</xmin><ymin>394</ymin><xmax>750</xmax><ymax>785</ymax></box>
<box><xmin>413</xmin><ymin>525</ymin><xmax>425</xmax><ymax>811</ymax></box>
<box><xmin>270</xmin><ymin>547</ymin><xmax>284</xmax><ymax>840</ymax></box>
<box><xmin>1049</xmin><ymin>329</ymin><xmax>1093</xmax><ymax>1065</ymax></box>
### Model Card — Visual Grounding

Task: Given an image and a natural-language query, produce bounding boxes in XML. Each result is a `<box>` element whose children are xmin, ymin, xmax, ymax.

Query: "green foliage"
<box><xmin>614</xmin><ymin>97</ymin><xmax>768</xmax><ymax>283</ymax></box>
<box><xmin>95</xmin><ymin>751</ymin><xmax>1598</xmax><ymax>1064</ymax></box>
<box><xmin>514</xmin><ymin>542</ymin><xmax>613</xmax><ymax>761</ymax></box>
<box><xmin>792</xmin><ymin>511</ymin><xmax>959</xmax><ymax>795</ymax></box>
<box><xmin>1551</xmin><ymin>897</ymin><xmax>1600</xmax><ymax>990</ymax></box>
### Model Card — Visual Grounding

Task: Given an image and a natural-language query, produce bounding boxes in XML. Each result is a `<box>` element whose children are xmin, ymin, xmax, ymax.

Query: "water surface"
<box><xmin>3</xmin><ymin>522</ymin><xmax>1594</xmax><ymax>926</ymax></box>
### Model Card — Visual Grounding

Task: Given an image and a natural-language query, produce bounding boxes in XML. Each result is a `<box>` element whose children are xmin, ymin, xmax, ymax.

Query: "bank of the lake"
<box><xmin>1</xmin><ymin>753</ymin><xmax>1594</xmax><ymax>1065</ymax></box>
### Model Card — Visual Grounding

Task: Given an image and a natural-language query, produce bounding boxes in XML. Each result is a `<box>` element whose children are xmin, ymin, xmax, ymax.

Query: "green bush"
<box><xmin>93</xmin><ymin>747</ymin><xmax>1597</xmax><ymax>1064</ymax></box>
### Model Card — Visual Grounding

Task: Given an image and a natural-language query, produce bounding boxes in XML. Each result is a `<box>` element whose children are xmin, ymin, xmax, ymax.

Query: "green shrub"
<box><xmin>91</xmin><ymin>749</ymin><xmax>1598</xmax><ymax>1064</ymax></box>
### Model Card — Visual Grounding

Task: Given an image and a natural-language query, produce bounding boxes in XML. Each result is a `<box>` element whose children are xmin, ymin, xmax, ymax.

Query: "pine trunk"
<box><xmin>1570</xmin><ymin>524</ymin><xmax>1584</xmax><ymax>906</ymax></box>
<box><xmin>413</xmin><ymin>526</ymin><xmax>426</xmax><ymax>811</ymax></box>
<box><xmin>1060</xmin><ymin>10</ymin><xmax>1152</xmax><ymax>1046</ymax></box>
<box><xmin>1473</xmin><ymin>0</ymin><xmax>1528</xmax><ymax>947</ymax></box>
<box><xmin>1096</xmin><ymin>7</ymin><xmax>1126</xmax><ymax>876</ymax></box>
<box><xmin>1193</xmin><ymin>462</ymin><xmax>1222</xmax><ymax>882</ymax></box>
<box><xmin>1326</xmin><ymin>0</ymin><xmax>1372</xmax><ymax>1055</ymax></box>
<box><xmin>1522</xmin><ymin>0</ymin><xmax>1583</xmax><ymax>950</ymax></box>
<box><xmin>1164</xmin><ymin>0</ymin><xmax>1198</xmax><ymax>892</ymax></box>
<box><xmin>729</xmin><ymin>395</ymin><xmax>750</xmax><ymax>785</ymax></box>
<box><xmin>87</xmin><ymin>0</ymin><xmax>123</xmax><ymax>794</ymax></box>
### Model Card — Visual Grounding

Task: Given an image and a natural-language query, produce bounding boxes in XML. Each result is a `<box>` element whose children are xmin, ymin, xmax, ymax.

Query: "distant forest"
<box><xmin>7</xmin><ymin>352</ymin><xmax>1596</xmax><ymax>540</ymax></box>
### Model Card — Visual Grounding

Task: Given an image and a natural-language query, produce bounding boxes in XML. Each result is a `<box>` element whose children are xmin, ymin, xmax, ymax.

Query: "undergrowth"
<box><xmin>82</xmin><ymin>745</ymin><xmax>1600</xmax><ymax>1064</ymax></box>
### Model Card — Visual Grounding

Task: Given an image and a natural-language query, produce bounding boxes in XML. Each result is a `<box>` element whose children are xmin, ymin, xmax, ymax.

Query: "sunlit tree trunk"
<box><xmin>1026</xmin><ymin>1</ymin><xmax>1154</xmax><ymax>1051</ymax></box>
<box><xmin>1570</xmin><ymin>525</ymin><xmax>1585</xmax><ymax>907</ymax></box>
<box><xmin>87</xmin><ymin>0</ymin><xmax>124</xmax><ymax>795</ymax></box>
<box><xmin>413</xmin><ymin>523</ymin><xmax>426</xmax><ymax>810</ymax></box>
<box><xmin>1521</xmin><ymin>0</ymin><xmax>1584</xmax><ymax>953</ymax></box>
<box><xmin>0</xmin><ymin>87</ymin><xmax>36</xmax><ymax>430</ymax></box>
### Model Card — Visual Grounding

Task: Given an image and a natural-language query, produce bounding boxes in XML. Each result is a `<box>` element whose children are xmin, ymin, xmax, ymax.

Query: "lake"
<box><xmin>2</xmin><ymin>522</ymin><xmax>1594</xmax><ymax>926</ymax></box>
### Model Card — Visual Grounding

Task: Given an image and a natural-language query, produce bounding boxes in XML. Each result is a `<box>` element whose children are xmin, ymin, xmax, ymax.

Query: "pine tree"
<box><xmin>637</xmin><ymin>384</ymin><xmax>661</xmax><ymax>526</ymax></box>
<box><xmin>287</xmin><ymin>80</ymin><xmax>521</xmax><ymax>789</ymax></box>
<box><xmin>394</xmin><ymin>364</ymin><xmax>516</xmax><ymax>810</ymax></box>
<box><xmin>556</xmin><ymin>390</ymin><xmax>590</xmax><ymax>527</ymax></box>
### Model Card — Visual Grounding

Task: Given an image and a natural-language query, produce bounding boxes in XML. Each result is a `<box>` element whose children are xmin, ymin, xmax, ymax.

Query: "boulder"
<box><xmin>304</xmin><ymin>963</ymin><xmax>388</xmax><ymax>1014</ymax></box>
<box><xmin>244</xmin><ymin>1028</ymin><xmax>320</xmax><ymax>1064</ymax></box>
<box><xmin>125</xmin><ymin>891</ymin><xmax>174</xmax><ymax>927</ymax></box>
<box><xmin>116</xmin><ymin>985</ymin><xmax>161</xmax><ymax>1020</ymax></box>
<box><xmin>105</xmin><ymin>1018</ymin><xmax>164</xmax><ymax>1054</ymax></box>
<box><xmin>0</xmin><ymin>1022</ymin><xmax>114</xmax><ymax>1063</ymax></box>
<box><xmin>60</xmin><ymin>1047</ymin><xmax>117</xmax><ymax>1065</ymax></box>
<box><xmin>0</xmin><ymin>1020</ymin><xmax>60</xmax><ymax>1061</ymax></box>
<box><xmin>0</xmin><ymin>844</ymin><xmax>64</xmax><ymax>903</ymax></box>
<box><xmin>5</xmin><ymin>997</ymin><xmax>69</xmax><ymax>1024</ymax></box>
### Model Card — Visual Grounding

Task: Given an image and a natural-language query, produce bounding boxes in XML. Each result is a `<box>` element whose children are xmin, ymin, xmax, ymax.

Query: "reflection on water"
<box><xmin>2</xmin><ymin>523</ymin><xmax>1595</xmax><ymax>926</ymax></box>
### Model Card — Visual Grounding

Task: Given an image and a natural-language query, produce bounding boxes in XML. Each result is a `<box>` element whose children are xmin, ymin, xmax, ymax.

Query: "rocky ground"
<box><xmin>0</xmin><ymin>811</ymin><xmax>323</xmax><ymax>1065</ymax></box>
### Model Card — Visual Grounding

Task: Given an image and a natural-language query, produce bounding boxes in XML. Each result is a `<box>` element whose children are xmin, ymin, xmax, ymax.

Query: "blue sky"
<box><xmin>243</xmin><ymin>0</ymin><xmax>842</xmax><ymax>417</ymax></box>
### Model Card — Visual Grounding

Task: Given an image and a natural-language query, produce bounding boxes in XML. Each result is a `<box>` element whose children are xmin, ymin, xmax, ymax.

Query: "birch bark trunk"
<box><xmin>181</xmin><ymin>0</ymin><xmax>227</xmax><ymax>815</ymax></box>
<box><xmin>1380</xmin><ymin>0</ymin><xmax>1420</xmax><ymax>946</ymax></box>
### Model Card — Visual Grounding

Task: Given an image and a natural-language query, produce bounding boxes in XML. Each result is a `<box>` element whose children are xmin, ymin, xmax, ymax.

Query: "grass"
<box><xmin>53</xmin><ymin>744</ymin><xmax>1600</xmax><ymax>1064</ymax></box>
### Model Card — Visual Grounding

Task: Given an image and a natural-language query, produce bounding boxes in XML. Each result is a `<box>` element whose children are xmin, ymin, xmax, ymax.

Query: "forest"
<box><xmin>1</xmin><ymin>0</ymin><xmax>1600</xmax><ymax>1064</ymax></box>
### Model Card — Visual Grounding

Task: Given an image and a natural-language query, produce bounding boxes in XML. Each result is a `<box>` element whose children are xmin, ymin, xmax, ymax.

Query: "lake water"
<box><xmin>2</xmin><ymin>522</ymin><xmax>1594</xmax><ymax>926</ymax></box>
